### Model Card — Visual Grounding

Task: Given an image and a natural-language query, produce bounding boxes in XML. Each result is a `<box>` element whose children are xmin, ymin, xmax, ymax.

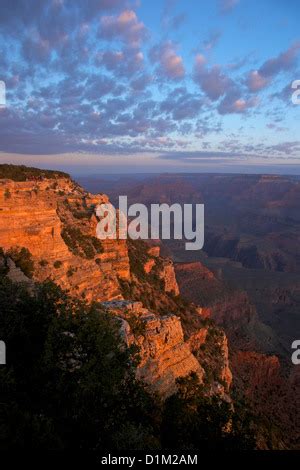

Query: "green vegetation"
<box><xmin>61</xmin><ymin>226</ymin><xmax>104</xmax><ymax>260</ymax></box>
<box><xmin>0</xmin><ymin>276</ymin><xmax>157</xmax><ymax>450</ymax></box>
<box><xmin>72</xmin><ymin>210</ymin><xmax>89</xmax><ymax>219</ymax></box>
<box><xmin>127</xmin><ymin>240</ymin><xmax>164</xmax><ymax>292</ymax></box>
<box><xmin>7</xmin><ymin>246</ymin><xmax>34</xmax><ymax>278</ymax></box>
<box><xmin>4</xmin><ymin>188</ymin><xmax>11</xmax><ymax>199</ymax></box>
<box><xmin>53</xmin><ymin>260</ymin><xmax>63</xmax><ymax>269</ymax></box>
<box><xmin>122</xmin><ymin>240</ymin><xmax>203</xmax><ymax>326</ymax></box>
<box><xmin>0</xmin><ymin>164</ymin><xmax>69</xmax><ymax>181</ymax></box>
<box><xmin>0</xmin><ymin>265</ymin><xmax>255</xmax><ymax>450</ymax></box>
<box><xmin>126</xmin><ymin>313</ymin><xmax>147</xmax><ymax>337</ymax></box>
<box><xmin>0</xmin><ymin>248</ymin><xmax>8</xmax><ymax>276</ymax></box>
<box><xmin>39</xmin><ymin>259</ymin><xmax>48</xmax><ymax>267</ymax></box>
<box><xmin>161</xmin><ymin>373</ymin><xmax>255</xmax><ymax>450</ymax></box>
<box><xmin>62</xmin><ymin>199</ymin><xmax>91</xmax><ymax>220</ymax></box>
<box><xmin>128</xmin><ymin>239</ymin><xmax>151</xmax><ymax>280</ymax></box>
<box><xmin>67</xmin><ymin>267</ymin><xmax>77</xmax><ymax>277</ymax></box>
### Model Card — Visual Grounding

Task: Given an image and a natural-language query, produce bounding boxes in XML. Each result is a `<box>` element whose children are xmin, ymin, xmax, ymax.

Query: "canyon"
<box><xmin>0</xmin><ymin>167</ymin><xmax>231</xmax><ymax>401</ymax></box>
<box><xmin>80</xmin><ymin>172</ymin><xmax>300</xmax><ymax>449</ymax></box>
<box><xmin>1</xmin><ymin>166</ymin><xmax>300</xmax><ymax>448</ymax></box>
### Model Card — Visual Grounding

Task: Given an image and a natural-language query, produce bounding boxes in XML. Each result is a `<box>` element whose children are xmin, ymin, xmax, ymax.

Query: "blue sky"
<box><xmin>0</xmin><ymin>0</ymin><xmax>300</xmax><ymax>174</ymax></box>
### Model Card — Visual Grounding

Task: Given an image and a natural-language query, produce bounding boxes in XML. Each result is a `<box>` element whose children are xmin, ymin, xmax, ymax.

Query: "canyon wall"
<box><xmin>0</xmin><ymin>177</ymin><xmax>129</xmax><ymax>301</ymax></box>
<box><xmin>0</xmin><ymin>173</ymin><xmax>232</xmax><ymax>400</ymax></box>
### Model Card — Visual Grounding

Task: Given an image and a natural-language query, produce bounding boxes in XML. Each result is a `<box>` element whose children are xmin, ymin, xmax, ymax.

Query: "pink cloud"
<box><xmin>150</xmin><ymin>41</ymin><xmax>185</xmax><ymax>80</ymax></box>
<box><xmin>97</xmin><ymin>48</ymin><xmax>144</xmax><ymax>76</ymax></box>
<box><xmin>193</xmin><ymin>54</ymin><xmax>233</xmax><ymax>100</ymax></box>
<box><xmin>246</xmin><ymin>42</ymin><xmax>300</xmax><ymax>92</ymax></box>
<box><xmin>218</xmin><ymin>92</ymin><xmax>259</xmax><ymax>114</ymax></box>
<box><xmin>246</xmin><ymin>70</ymin><xmax>270</xmax><ymax>92</ymax></box>
<box><xmin>259</xmin><ymin>42</ymin><xmax>300</xmax><ymax>77</ymax></box>
<box><xmin>99</xmin><ymin>9</ymin><xmax>147</xmax><ymax>48</ymax></box>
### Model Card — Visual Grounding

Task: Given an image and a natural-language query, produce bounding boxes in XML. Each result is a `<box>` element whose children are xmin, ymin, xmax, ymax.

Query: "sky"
<box><xmin>0</xmin><ymin>0</ymin><xmax>300</xmax><ymax>175</ymax></box>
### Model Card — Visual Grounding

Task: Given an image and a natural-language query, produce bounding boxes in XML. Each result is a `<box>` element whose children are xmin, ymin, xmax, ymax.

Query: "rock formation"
<box><xmin>102</xmin><ymin>300</ymin><xmax>204</xmax><ymax>397</ymax></box>
<box><xmin>0</xmin><ymin>169</ymin><xmax>232</xmax><ymax>401</ymax></box>
<box><xmin>144</xmin><ymin>247</ymin><xmax>180</xmax><ymax>295</ymax></box>
<box><xmin>0</xmin><ymin>177</ymin><xmax>130</xmax><ymax>301</ymax></box>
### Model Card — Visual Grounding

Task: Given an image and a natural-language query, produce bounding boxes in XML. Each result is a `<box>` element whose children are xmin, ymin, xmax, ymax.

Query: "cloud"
<box><xmin>266</xmin><ymin>123</ymin><xmax>288</xmax><ymax>132</ymax></box>
<box><xmin>161</xmin><ymin>0</ymin><xmax>186</xmax><ymax>30</ymax></box>
<box><xmin>218</xmin><ymin>89</ymin><xmax>259</xmax><ymax>114</ymax></box>
<box><xmin>219</xmin><ymin>0</ymin><xmax>239</xmax><ymax>14</ymax></box>
<box><xmin>0</xmin><ymin>0</ymin><xmax>298</xmax><ymax>160</ymax></box>
<box><xmin>271</xmin><ymin>82</ymin><xmax>295</xmax><ymax>103</ymax></box>
<box><xmin>84</xmin><ymin>75</ymin><xmax>121</xmax><ymax>100</ymax></box>
<box><xmin>160</xmin><ymin>87</ymin><xmax>203</xmax><ymax>120</ymax></box>
<box><xmin>0</xmin><ymin>0</ymin><xmax>128</xmax><ymax>41</ymax></box>
<box><xmin>264</xmin><ymin>141</ymin><xmax>300</xmax><ymax>155</ymax></box>
<box><xmin>22</xmin><ymin>32</ymin><xmax>52</xmax><ymax>63</ymax></box>
<box><xmin>246</xmin><ymin>43</ymin><xmax>300</xmax><ymax>92</ymax></box>
<box><xmin>193</xmin><ymin>54</ymin><xmax>233</xmax><ymax>100</ymax></box>
<box><xmin>97</xmin><ymin>48</ymin><xmax>144</xmax><ymax>77</ymax></box>
<box><xmin>99</xmin><ymin>9</ymin><xmax>147</xmax><ymax>48</ymax></box>
<box><xmin>130</xmin><ymin>74</ymin><xmax>153</xmax><ymax>91</ymax></box>
<box><xmin>150</xmin><ymin>41</ymin><xmax>185</xmax><ymax>80</ymax></box>
<box><xmin>169</xmin><ymin>13</ymin><xmax>186</xmax><ymax>30</ymax></box>
<box><xmin>259</xmin><ymin>42</ymin><xmax>300</xmax><ymax>77</ymax></box>
<box><xmin>158</xmin><ymin>149</ymin><xmax>246</xmax><ymax>161</ymax></box>
<box><xmin>203</xmin><ymin>31</ymin><xmax>222</xmax><ymax>51</ymax></box>
<box><xmin>194</xmin><ymin>54</ymin><xmax>259</xmax><ymax>115</ymax></box>
<box><xmin>246</xmin><ymin>70</ymin><xmax>270</xmax><ymax>92</ymax></box>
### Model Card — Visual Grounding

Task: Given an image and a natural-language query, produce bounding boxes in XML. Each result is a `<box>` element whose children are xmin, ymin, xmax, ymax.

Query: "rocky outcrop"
<box><xmin>143</xmin><ymin>258</ymin><xmax>156</xmax><ymax>274</ymax></box>
<box><xmin>101</xmin><ymin>300</ymin><xmax>204</xmax><ymax>397</ymax></box>
<box><xmin>230</xmin><ymin>350</ymin><xmax>300</xmax><ymax>449</ymax></box>
<box><xmin>147</xmin><ymin>246</ymin><xmax>161</xmax><ymax>258</ymax></box>
<box><xmin>0</xmin><ymin>177</ymin><xmax>130</xmax><ymax>301</ymax></box>
<box><xmin>218</xmin><ymin>334</ymin><xmax>232</xmax><ymax>391</ymax></box>
<box><xmin>101</xmin><ymin>300</ymin><xmax>232</xmax><ymax>399</ymax></box>
<box><xmin>188</xmin><ymin>327</ymin><xmax>232</xmax><ymax>396</ymax></box>
<box><xmin>144</xmin><ymin>246</ymin><xmax>179</xmax><ymax>296</ymax></box>
<box><xmin>6</xmin><ymin>258</ymin><xmax>34</xmax><ymax>285</ymax></box>
<box><xmin>158</xmin><ymin>258</ymin><xmax>180</xmax><ymax>296</ymax></box>
<box><xmin>175</xmin><ymin>261</ymin><xmax>224</xmax><ymax>306</ymax></box>
<box><xmin>134</xmin><ymin>313</ymin><xmax>203</xmax><ymax>396</ymax></box>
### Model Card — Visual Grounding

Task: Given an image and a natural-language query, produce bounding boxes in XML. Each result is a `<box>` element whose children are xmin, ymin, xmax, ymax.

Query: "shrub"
<box><xmin>0</xmin><ymin>247</ymin><xmax>8</xmax><ymax>276</ymax></box>
<box><xmin>72</xmin><ymin>210</ymin><xmax>90</xmax><ymax>219</ymax></box>
<box><xmin>53</xmin><ymin>260</ymin><xmax>62</xmax><ymax>269</ymax></box>
<box><xmin>4</xmin><ymin>188</ymin><xmax>11</xmax><ymax>199</ymax></box>
<box><xmin>7</xmin><ymin>247</ymin><xmax>34</xmax><ymax>278</ymax></box>
<box><xmin>128</xmin><ymin>239</ymin><xmax>151</xmax><ymax>280</ymax></box>
<box><xmin>126</xmin><ymin>313</ymin><xmax>146</xmax><ymax>337</ymax></box>
<box><xmin>61</xmin><ymin>226</ymin><xmax>104</xmax><ymax>259</ymax></box>
<box><xmin>67</xmin><ymin>267</ymin><xmax>76</xmax><ymax>277</ymax></box>
<box><xmin>0</xmin><ymin>277</ymin><xmax>160</xmax><ymax>450</ymax></box>
<box><xmin>161</xmin><ymin>373</ymin><xmax>255</xmax><ymax>450</ymax></box>
<box><xmin>0</xmin><ymin>163</ymin><xmax>69</xmax><ymax>181</ymax></box>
